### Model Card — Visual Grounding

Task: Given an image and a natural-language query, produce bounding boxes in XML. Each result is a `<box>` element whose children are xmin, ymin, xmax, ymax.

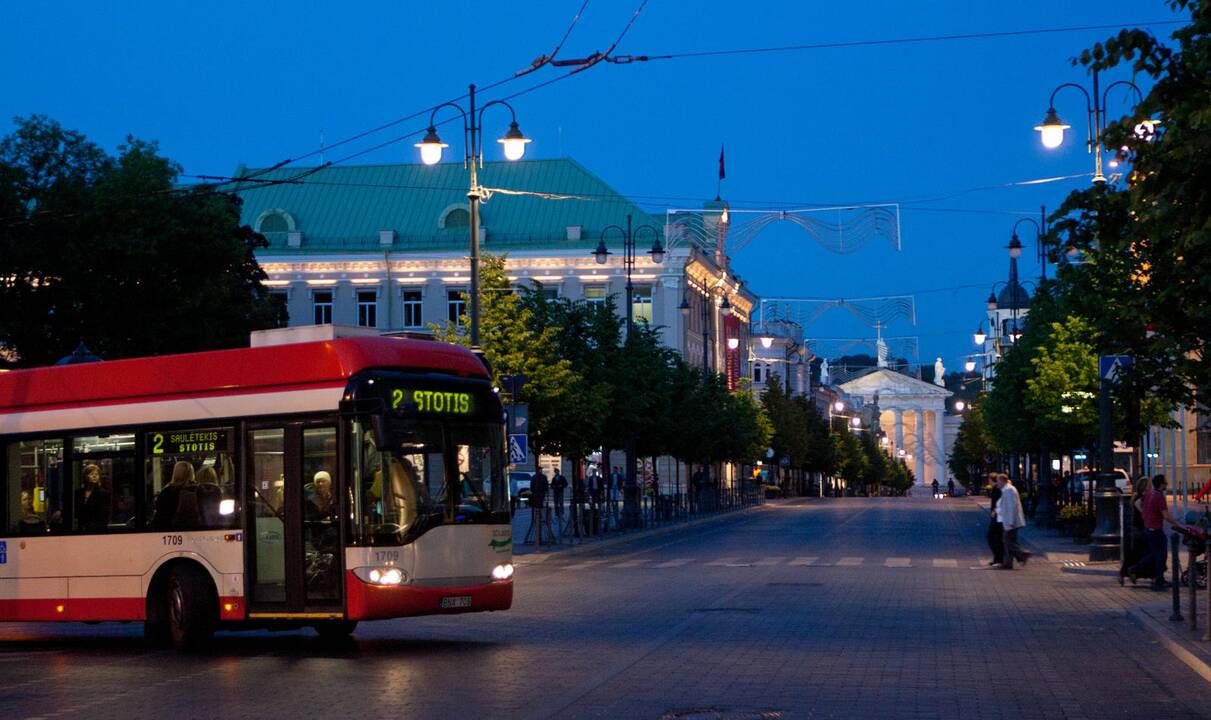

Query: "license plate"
<box><xmin>439</xmin><ymin>595</ymin><xmax>472</xmax><ymax>609</ymax></box>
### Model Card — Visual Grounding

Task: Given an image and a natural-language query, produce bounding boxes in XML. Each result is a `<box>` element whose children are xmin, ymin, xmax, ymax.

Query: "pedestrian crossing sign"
<box><xmin>509</xmin><ymin>434</ymin><xmax>528</xmax><ymax>465</ymax></box>
<box><xmin>1099</xmin><ymin>354</ymin><xmax>1133</xmax><ymax>382</ymax></box>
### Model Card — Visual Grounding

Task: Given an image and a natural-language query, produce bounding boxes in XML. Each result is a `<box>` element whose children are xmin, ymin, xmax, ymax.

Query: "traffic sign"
<box><xmin>508</xmin><ymin>434</ymin><xmax>528</xmax><ymax>465</ymax></box>
<box><xmin>1099</xmin><ymin>355</ymin><xmax>1133</xmax><ymax>382</ymax></box>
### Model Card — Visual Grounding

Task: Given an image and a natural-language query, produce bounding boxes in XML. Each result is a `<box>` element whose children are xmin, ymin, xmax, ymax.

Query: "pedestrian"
<box><xmin>551</xmin><ymin>467</ymin><xmax>568</xmax><ymax>517</ymax></box>
<box><xmin>931</xmin><ymin>478</ymin><xmax>940</xmax><ymax>498</ymax></box>
<box><xmin>529</xmin><ymin>467</ymin><xmax>549</xmax><ymax>509</ymax></box>
<box><xmin>609</xmin><ymin>466</ymin><xmax>624</xmax><ymax>506</ymax></box>
<box><xmin>986</xmin><ymin>473</ymin><xmax>1004</xmax><ymax>567</ymax></box>
<box><xmin>947</xmin><ymin>479</ymin><xmax>955</xmax><ymax>497</ymax></box>
<box><xmin>995</xmin><ymin>473</ymin><xmax>1030</xmax><ymax>569</ymax></box>
<box><xmin>1123</xmin><ymin>476</ymin><xmax>1153</xmax><ymax>580</ymax></box>
<box><xmin>1123</xmin><ymin>474</ymin><xmax>1185</xmax><ymax>589</ymax></box>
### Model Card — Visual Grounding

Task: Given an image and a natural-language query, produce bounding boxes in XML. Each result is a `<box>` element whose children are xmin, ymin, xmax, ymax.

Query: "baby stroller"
<box><xmin>1175</xmin><ymin>507</ymin><xmax>1209</xmax><ymax>589</ymax></box>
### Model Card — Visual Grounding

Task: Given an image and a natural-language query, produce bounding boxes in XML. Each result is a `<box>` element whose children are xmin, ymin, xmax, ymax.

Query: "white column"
<box><xmin>934</xmin><ymin>408</ymin><xmax>946</xmax><ymax>487</ymax></box>
<box><xmin>894</xmin><ymin>409</ymin><xmax>905</xmax><ymax>453</ymax></box>
<box><xmin>914</xmin><ymin>409</ymin><xmax>926</xmax><ymax>484</ymax></box>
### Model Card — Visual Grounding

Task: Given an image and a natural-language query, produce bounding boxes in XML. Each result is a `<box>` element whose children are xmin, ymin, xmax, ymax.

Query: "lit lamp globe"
<box><xmin>726</xmin><ymin>337</ymin><xmax>740</xmax><ymax>350</ymax></box>
<box><xmin>648</xmin><ymin>239</ymin><xmax>665</xmax><ymax>264</ymax></box>
<box><xmin>1034</xmin><ymin>108</ymin><xmax>1070</xmax><ymax>150</ymax></box>
<box><xmin>851</xmin><ymin>417</ymin><xmax>861</xmax><ymax>428</ymax></box>
<box><xmin>415</xmin><ymin>127</ymin><xmax>448</xmax><ymax>166</ymax></box>
<box><xmin>964</xmin><ymin>359</ymin><xmax>976</xmax><ymax>373</ymax></box>
<box><xmin>497</xmin><ymin>122</ymin><xmax>531</xmax><ymax>161</ymax></box>
<box><xmin>760</xmin><ymin>336</ymin><xmax>774</xmax><ymax>349</ymax></box>
<box><xmin>954</xmin><ymin>400</ymin><xmax>966</xmax><ymax>413</ymax></box>
<box><xmin>592</xmin><ymin>240</ymin><xmax>610</xmax><ymax>265</ymax></box>
<box><xmin>719</xmin><ymin>295</ymin><xmax>732</xmax><ymax>317</ymax></box>
<box><xmin>974</xmin><ymin>327</ymin><xmax>986</xmax><ymax>345</ymax></box>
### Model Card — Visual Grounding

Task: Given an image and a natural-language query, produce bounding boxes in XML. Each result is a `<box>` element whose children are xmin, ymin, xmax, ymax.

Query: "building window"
<box><xmin>313</xmin><ymin>291</ymin><xmax>333</xmax><ymax>325</ymax></box>
<box><xmin>357</xmin><ymin>290</ymin><xmax>377</xmax><ymax>328</ymax></box>
<box><xmin>402</xmin><ymin>290</ymin><xmax>422</xmax><ymax>328</ymax></box>
<box><xmin>753</xmin><ymin>363</ymin><xmax>763</xmax><ymax>383</ymax></box>
<box><xmin>585</xmin><ymin>286</ymin><xmax>607</xmax><ymax>306</ymax></box>
<box><xmin>632</xmin><ymin>287</ymin><xmax>652</xmax><ymax>324</ymax></box>
<box><xmin>447</xmin><ymin>289</ymin><xmax>466</xmax><ymax>323</ymax></box>
<box><xmin>268</xmin><ymin>290</ymin><xmax>289</xmax><ymax>326</ymax></box>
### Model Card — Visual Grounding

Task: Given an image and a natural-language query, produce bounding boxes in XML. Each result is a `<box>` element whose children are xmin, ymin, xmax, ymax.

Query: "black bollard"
<box><xmin>1170</xmin><ymin>533</ymin><xmax>1183</xmax><ymax>622</ymax></box>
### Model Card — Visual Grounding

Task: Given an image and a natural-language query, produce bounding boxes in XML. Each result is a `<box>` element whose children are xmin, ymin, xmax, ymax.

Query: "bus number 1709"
<box><xmin>162</xmin><ymin>535</ymin><xmax>183</xmax><ymax>546</ymax></box>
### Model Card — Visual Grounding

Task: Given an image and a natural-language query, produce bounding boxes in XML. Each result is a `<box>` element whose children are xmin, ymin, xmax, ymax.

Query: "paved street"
<box><xmin>2</xmin><ymin>496</ymin><xmax>1209</xmax><ymax>719</ymax></box>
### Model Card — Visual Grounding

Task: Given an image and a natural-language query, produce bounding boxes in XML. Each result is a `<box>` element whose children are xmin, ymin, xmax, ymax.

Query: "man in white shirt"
<box><xmin>995</xmin><ymin>473</ymin><xmax>1031</xmax><ymax>569</ymax></box>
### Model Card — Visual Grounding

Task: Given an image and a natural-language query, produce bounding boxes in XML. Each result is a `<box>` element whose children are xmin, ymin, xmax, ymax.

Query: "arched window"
<box><xmin>439</xmin><ymin>204</ymin><xmax>471</xmax><ymax>229</ymax></box>
<box><xmin>255</xmin><ymin>208</ymin><xmax>296</xmax><ymax>234</ymax></box>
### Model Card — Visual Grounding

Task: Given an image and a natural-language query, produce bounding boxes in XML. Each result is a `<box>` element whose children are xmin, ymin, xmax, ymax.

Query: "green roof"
<box><xmin>232</xmin><ymin>159</ymin><xmax>663</xmax><ymax>254</ymax></box>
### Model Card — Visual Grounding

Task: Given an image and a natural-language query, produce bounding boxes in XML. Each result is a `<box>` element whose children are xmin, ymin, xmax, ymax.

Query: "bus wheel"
<box><xmin>313</xmin><ymin>620</ymin><xmax>358</xmax><ymax>640</ymax></box>
<box><xmin>166</xmin><ymin>564</ymin><xmax>217</xmax><ymax>650</ymax></box>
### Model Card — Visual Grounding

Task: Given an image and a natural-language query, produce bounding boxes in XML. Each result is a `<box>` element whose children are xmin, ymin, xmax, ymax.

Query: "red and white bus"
<box><xmin>0</xmin><ymin>335</ymin><xmax>514</xmax><ymax>647</ymax></box>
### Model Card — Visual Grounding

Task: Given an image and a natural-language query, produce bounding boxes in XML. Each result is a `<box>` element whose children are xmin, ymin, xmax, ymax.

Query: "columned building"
<box><xmin>236</xmin><ymin>160</ymin><xmax>755</xmax><ymax>376</ymax></box>
<box><xmin>838</xmin><ymin>368</ymin><xmax>953</xmax><ymax>487</ymax></box>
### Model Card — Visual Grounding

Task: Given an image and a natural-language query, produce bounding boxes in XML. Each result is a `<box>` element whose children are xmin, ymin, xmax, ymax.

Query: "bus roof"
<box><xmin>0</xmin><ymin>336</ymin><xmax>488</xmax><ymax>414</ymax></box>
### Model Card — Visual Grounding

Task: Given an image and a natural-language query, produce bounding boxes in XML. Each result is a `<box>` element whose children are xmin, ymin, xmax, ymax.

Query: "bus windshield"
<box><xmin>349</xmin><ymin>418</ymin><xmax>508</xmax><ymax>546</ymax></box>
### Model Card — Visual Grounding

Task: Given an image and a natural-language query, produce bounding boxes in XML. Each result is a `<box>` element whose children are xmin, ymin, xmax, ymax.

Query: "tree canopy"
<box><xmin>0</xmin><ymin>116</ymin><xmax>283</xmax><ymax>366</ymax></box>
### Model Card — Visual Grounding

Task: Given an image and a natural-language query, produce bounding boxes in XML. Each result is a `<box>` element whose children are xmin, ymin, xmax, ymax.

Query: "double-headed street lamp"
<box><xmin>593</xmin><ymin>215</ymin><xmax>664</xmax><ymax>529</ymax></box>
<box><xmin>1034</xmin><ymin>69</ymin><xmax>1143</xmax><ymax>184</ymax></box>
<box><xmin>1010</xmin><ymin>210</ymin><xmax>1050</xmax><ymax>280</ymax></box>
<box><xmin>416</xmin><ymin>83</ymin><xmax>532</xmax><ymax>347</ymax></box>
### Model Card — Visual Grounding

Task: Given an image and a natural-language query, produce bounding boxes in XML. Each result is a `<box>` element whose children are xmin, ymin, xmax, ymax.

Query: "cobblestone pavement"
<box><xmin>1</xmin><ymin>497</ymin><xmax>1209</xmax><ymax>719</ymax></box>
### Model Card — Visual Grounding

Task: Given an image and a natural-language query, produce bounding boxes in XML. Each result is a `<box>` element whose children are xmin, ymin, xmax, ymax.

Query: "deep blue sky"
<box><xmin>2</xmin><ymin>2</ymin><xmax>1185</xmax><ymax>369</ymax></box>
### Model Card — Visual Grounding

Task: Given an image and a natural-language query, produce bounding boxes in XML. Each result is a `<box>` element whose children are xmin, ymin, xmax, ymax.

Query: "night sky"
<box><xmin>2</xmin><ymin>1</ymin><xmax>1186</xmax><ymax>369</ymax></box>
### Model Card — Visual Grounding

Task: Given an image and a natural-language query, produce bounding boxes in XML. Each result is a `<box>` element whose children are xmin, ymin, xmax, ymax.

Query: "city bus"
<box><xmin>0</xmin><ymin>335</ymin><xmax>514</xmax><ymax>648</ymax></box>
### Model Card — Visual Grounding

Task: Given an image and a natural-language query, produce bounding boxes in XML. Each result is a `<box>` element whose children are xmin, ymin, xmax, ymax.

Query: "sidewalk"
<box><xmin>509</xmin><ymin>497</ymin><xmax>784</xmax><ymax>557</ymax></box>
<box><xmin>965</xmin><ymin>493</ymin><xmax>1211</xmax><ymax>682</ymax></box>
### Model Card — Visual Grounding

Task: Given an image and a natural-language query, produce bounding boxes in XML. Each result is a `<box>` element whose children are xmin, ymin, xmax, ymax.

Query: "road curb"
<box><xmin>1125</xmin><ymin>606</ymin><xmax>1211</xmax><ymax>685</ymax></box>
<box><xmin>514</xmin><ymin>501</ymin><xmax>777</xmax><ymax>558</ymax></box>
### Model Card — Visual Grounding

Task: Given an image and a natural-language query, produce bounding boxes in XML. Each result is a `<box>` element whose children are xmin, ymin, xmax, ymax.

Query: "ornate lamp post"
<box><xmin>416</xmin><ymin>83</ymin><xmax>532</xmax><ymax>347</ymax></box>
<box><xmin>594</xmin><ymin>215</ymin><xmax>664</xmax><ymax>529</ymax></box>
<box><xmin>1034</xmin><ymin>69</ymin><xmax>1142</xmax><ymax>184</ymax></box>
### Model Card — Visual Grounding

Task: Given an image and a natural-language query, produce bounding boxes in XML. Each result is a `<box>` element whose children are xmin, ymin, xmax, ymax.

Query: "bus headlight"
<box><xmin>491</xmin><ymin>563</ymin><xmax>514</xmax><ymax>580</ymax></box>
<box><xmin>354</xmin><ymin>566</ymin><xmax>406</xmax><ymax>585</ymax></box>
<box><xmin>218</xmin><ymin>499</ymin><xmax>236</xmax><ymax>516</ymax></box>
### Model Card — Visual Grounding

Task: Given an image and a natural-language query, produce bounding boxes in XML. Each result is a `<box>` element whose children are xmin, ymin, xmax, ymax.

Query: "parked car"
<box><xmin>1068</xmin><ymin>468</ymin><xmax>1131</xmax><ymax>495</ymax></box>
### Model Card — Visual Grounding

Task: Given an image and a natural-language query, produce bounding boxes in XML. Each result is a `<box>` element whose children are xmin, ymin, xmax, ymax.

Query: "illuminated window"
<box><xmin>357</xmin><ymin>290</ymin><xmax>377</xmax><ymax>328</ymax></box>
<box><xmin>402</xmin><ymin>290</ymin><xmax>422</xmax><ymax>328</ymax></box>
<box><xmin>632</xmin><ymin>287</ymin><xmax>652</xmax><ymax>324</ymax></box>
<box><xmin>313</xmin><ymin>291</ymin><xmax>333</xmax><ymax>325</ymax></box>
<box><xmin>585</xmin><ymin>286</ymin><xmax>607</xmax><ymax>306</ymax></box>
<box><xmin>447</xmin><ymin>289</ymin><xmax>466</xmax><ymax>323</ymax></box>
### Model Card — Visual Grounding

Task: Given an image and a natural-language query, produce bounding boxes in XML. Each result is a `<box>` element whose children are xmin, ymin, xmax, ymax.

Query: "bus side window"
<box><xmin>4</xmin><ymin>439</ymin><xmax>63</xmax><ymax>536</ymax></box>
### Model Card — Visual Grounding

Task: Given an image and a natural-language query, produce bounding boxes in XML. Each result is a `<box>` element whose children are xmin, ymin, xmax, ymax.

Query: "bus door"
<box><xmin>245</xmin><ymin>423</ymin><xmax>343</xmax><ymax>618</ymax></box>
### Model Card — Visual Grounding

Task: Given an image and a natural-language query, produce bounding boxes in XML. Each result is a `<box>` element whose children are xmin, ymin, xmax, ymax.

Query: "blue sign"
<box><xmin>0</xmin><ymin>540</ymin><xmax>6</xmax><ymax>564</ymax></box>
<box><xmin>1099</xmin><ymin>355</ymin><xmax>1133</xmax><ymax>382</ymax></box>
<box><xmin>508</xmin><ymin>434</ymin><xmax>528</xmax><ymax>465</ymax></box>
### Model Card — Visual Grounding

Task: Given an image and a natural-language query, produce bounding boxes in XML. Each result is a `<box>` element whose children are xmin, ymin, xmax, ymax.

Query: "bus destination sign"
<box><xmin>390</xmin><ymin>388</ymin><xmax>474</xmax><ymax>416</ymax></box>
<box><xmin>150</xmin><ymin>428</ymin><xmax>231</xmax><ymax>455</ymax></box>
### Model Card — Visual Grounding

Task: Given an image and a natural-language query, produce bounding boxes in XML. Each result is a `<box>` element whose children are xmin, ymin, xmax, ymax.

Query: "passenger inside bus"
<box><xmin>75</xmin><ymin>463</ymin><xmax>111</xmax><ymax>531</ymax></box>
<box><xmin>152</xmin><ymin>460</ymin><xmax>193</xmax><ymax>531</ymax></box>
<box><xmin>194</xmin><ymin>465</ymin><xmax>223</xmax><ymax>527</ymax></box>
<box><xmin>18</xmin><ymin>489</ymin><xmax>46</xmax><ymax>534</ymax></box>
<box><xmin>368</xmin><ymin>457</ymin><xmax>421</xmax><ymax>530</ymax></box>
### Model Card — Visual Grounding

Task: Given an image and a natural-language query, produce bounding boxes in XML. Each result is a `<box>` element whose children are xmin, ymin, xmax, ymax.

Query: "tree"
<box><xmin>1025</xmin><ymin>316</ymin><xmax>1099</xmax><ymax>452</ymax></box>
<box><xmin>949</xmin><ymin>397</ymin><xmax>992</xmax><ymax>489</ymax></box>
<box><xmin>432</xmin><ymin>254</ymin><xmax>577</xmax><ymax>459</ymax></box>
<box><xmin>0</xmin><ymin>116</ymin><xmax>283</xmax><ymax>366</ymax></box>
<box><xmin>1077</xmin><ymin>5</ymin><xmax>1211</xmax><ymax>405</ymax></box>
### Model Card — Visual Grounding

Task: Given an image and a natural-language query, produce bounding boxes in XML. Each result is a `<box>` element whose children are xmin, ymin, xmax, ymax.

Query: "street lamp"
<box><xmin>679</xmin><ymin>285</ymin><xmax>733</xmax><ymax>384</ymax></box>
<box><xmin>1035</xmin><ymin>69</ymin><xmax>1142</xmax><ymax>184</ymax></box>
<box><xmin>416</xmin><ymin>83</ymin><xmax>531</xmax><ymax>346</ymax></box>
<box><xmin>1010</xmin><ymin>211</ymin><xmax>1052</xmax><ymax>281</ymax></box>
<box><xmin>973</xmin><ymin>325</ymin><xmax>986</xmax><ymax>346</ymax></box>
<box><xmin>954</xmin><ymin>400</ymin><xmax>966</xmax><ymax>413</ymax></box>
<box><xmin>595</xmin><ymin>214</ymin><xmax>664</xmax><ymax>530</ymax></box>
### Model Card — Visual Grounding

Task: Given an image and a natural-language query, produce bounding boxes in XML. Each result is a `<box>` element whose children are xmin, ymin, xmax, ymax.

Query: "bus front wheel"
<box><xmin>160</xmin><ymin>564</ymin><xmax>217</xmax><ymax>650</ymax></box>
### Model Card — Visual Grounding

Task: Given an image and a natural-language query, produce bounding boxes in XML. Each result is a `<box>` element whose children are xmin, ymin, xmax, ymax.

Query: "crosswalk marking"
<box><xmin>754</xmin><ymin>556</ymin><xmax>786</xmax><ymax>566</ymax></box>
<box><xmin>564</xmin><ymin>560</ymin><xmax>609</xmax><ymax>570</ymax></box>
<box><xmin>611</xmin><ymin>559</ymin><xmax>649</xmax><ymax>568</ymax></box>
<box><xmin>932</xmin><ymin>558</ymin><xmax>959</xmax><ymax>568</ymax></box>
<box><xmin>653</xmin><ymin>558</ymin><xmax>694</xmax><ymax>568</ymax></box>
<box><xmin>789</xmin><ymin>556</ymin><xmax>819</xmax><ymax>566</ymax></box>
<box><xmin>836</xmin><ymin>557</ymin><xmax>864</xmax><ymax>566</ymax></box>
<box><xmin>706</xmin><ymin>557</ymin><xmax>741</xmax><ymax>566</ymax></box>
<box><xmin>885</xmin><ymin>557</ymin><xmax>911</xmax><ymax>567</ymax></box>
